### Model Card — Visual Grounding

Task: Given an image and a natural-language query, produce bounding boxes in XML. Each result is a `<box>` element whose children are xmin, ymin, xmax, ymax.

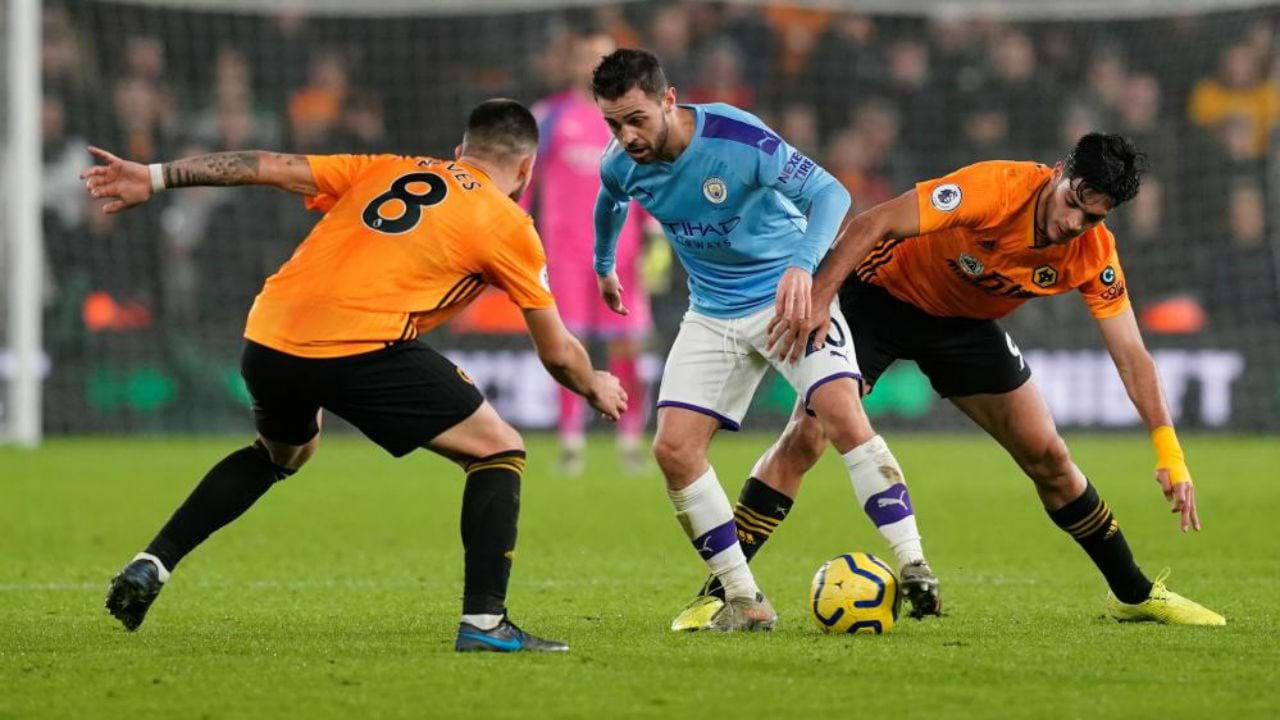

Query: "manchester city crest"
<box><xmin>703</xmin><ymin>177</ymin><xmax>728</xmax><ymax>204</ymax></box>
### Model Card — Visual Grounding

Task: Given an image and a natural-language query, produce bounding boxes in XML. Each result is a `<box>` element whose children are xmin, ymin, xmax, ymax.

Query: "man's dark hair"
<box><xmin>590</xmin><ymin>48</ymin><xmax>668</xmax><ymax>101</ymax></box>
<box><xmin>463</xmin><ymin>98</ymin><xmax>539</xmax><ymax>159</ymax></box>
<box><xmin>1064</xmin><ymin>132</ymin><xmax>1147</xmax><ymax>206</ymax></box>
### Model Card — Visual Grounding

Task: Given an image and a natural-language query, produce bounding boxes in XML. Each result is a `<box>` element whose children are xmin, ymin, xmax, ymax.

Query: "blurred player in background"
<box><xmin>83</xmin><ymin>99</ymin><xmax>628</xmax><ymax>652</ymax></box>
<box><xmin>766</xmin><ymin>133</ymin><xmax>1225</xmax><ymax>626</ymax></box>
<box><xmin>523</xmin><ymin>32</ymin><xmax>652</xmax><ymax>476</ymax></box>
<box><xmin>592</xmin><ymin>49</ymin><xmax>939</xmax><ymax>632</ymax></box>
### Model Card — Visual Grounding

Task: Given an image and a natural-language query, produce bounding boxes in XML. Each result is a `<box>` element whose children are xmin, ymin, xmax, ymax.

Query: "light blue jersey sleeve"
<box><xmin>593</xmin><ymin>143</ymin><xmax>631</xmax><ymax>276</ymax></box>
<box><xmin>751</xmin><ymin>130</ymin><xmax>851</xmax><ymax>273</ymax></box>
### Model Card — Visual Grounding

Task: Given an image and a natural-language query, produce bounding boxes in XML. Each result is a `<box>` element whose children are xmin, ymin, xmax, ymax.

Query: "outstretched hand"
<box><xmin>79</xmin><ymin>146</ymin><xmax>152</xmax><ymax>214</ymax></box>
<box><xmin>1156</xmin><ymin>468</ymin><xmax>1201</xmax><ymax>533</ymax></box>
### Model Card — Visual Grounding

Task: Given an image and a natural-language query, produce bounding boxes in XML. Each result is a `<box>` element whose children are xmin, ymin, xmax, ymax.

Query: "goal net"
<box><xmin>7</xmin><ymin>0</ymin><xmax>1279</xmax><ymax>439</ymax></box>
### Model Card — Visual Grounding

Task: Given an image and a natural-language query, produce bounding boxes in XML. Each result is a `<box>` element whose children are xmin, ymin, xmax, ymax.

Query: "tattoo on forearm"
<box><xmin>163</xmin><ymin>151</ymin><xmax>262</xmax><ymax>188</ymax></box>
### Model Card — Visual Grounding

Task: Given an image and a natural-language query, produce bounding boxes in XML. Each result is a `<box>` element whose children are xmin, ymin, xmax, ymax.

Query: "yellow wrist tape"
<box><xmin>1151</xmin><ymin>426</ymin><xmax>1190</xmax><ymax>485</ymax></box>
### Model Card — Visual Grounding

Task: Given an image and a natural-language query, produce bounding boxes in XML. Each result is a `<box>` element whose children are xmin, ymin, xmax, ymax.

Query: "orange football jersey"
<box><xmin>856</xmin><ymin>161</ymin><xmax>1130</xmax><ymax>321</ymax></box>
<box><xmin>243</xmin><ymin>154</ymin><xmax>554</xmax><ymax>358</ymax></box>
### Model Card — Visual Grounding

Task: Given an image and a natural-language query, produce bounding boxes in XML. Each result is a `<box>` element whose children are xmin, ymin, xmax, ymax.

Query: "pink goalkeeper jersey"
<box><xmin>523</xmin><ymin>91</ymin><xmax>644</xmax><ymax>274</ymax></box>
<box><xmin>522</xmin><ymin>90</ymin><xmax>649</xmax><ymax>335</ymax></box>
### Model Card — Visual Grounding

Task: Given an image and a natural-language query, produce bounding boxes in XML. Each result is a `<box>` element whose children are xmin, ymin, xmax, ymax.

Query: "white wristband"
<box><xmin>148</xmin><ymin>163</ymin><xmax>166</xmax><ymax>194</ymax></box>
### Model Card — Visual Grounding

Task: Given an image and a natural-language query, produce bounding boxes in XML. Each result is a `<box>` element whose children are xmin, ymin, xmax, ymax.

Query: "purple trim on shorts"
<box><xmin>864</xmin><ymin>483</ymin><xmax>914</xmax><ymax>527</ymax></box>
<box><xmin>656</xmin><ymin>401</ymin><xmax>741</xmax><ymax>431</ymax></box>
<box><xmin>692</xmin><ymin>519</ymin><xmax>739</xmax><ymax>560</ymax></box>
<box><xmin>802</xmin><ymin>372</ymin><xmax>864</xmax><ymax>416</ymax></box>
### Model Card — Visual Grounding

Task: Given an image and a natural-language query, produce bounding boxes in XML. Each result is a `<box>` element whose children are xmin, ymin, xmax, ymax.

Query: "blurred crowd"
<box><xmin>28</xmin><ymin>1</ymin><xmax>1280</xmax><ymax>429</ymax></box>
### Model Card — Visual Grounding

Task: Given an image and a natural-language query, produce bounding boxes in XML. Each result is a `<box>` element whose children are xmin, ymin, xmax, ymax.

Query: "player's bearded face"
<box><xmin>1041</xmin><ymin>171</ymin><xmax>1113</xmax><ymax>244</ymax></box>
<box><xmin>599</xmin><ymin>88</ymin><xmax>674</xmax><ymax>164</ymax></box>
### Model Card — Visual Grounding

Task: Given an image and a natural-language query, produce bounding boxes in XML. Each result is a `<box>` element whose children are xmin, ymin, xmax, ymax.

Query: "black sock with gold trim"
<box><xmin>704</xmin><ymin>477</ymin><xmax>794</xmax><ymax>600</ymax></box>
<box><xmin>460</xmin><ymin>450</ymin><xmax>524</xmax><ymax>615</ymax></box>
<box><xmin>146</xmin><ymin>440</ymin><xmax>295</xmax><ymax>571</ymax></box>
<box><xmin>1047</xmin><ymin>481</ymin><xmax>1152</xmax><ymax>604</ymax></box>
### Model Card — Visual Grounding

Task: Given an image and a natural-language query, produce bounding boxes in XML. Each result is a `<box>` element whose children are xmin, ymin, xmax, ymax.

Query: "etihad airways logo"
<box><xmin>662</xmin><ymin>216</ymin><xmax>742</xmax><ymax>251</ymax></box>
<box><xmin>663</xmin><ymin>217</ymin><xmax>741</xmax><ymax>238</ymax></box>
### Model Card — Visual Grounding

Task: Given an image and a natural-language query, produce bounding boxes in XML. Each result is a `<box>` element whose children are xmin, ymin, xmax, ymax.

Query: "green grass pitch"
<box><xmin>3</xmin><ymin>433</ymin><xmax>1278</xmax><ymax>719</ymax></box>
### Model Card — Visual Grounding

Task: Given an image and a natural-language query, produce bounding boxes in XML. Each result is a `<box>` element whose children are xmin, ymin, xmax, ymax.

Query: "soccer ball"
<box><xmin>809</xmin><ymin>552</ymin><xmax>901</xmax><ymax>635</ymax></box>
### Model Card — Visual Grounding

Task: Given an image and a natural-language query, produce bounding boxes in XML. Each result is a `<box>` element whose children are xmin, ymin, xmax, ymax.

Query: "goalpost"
<box><xmin>4</xmin><ymin>0</ymin><xmax>41</xmax><ymax>447</ymax></box>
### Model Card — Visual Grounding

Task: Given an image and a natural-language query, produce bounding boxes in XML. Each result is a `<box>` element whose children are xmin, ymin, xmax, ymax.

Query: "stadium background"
<box><xmin>2</xmin><ymin>0</ymin><xmax>1279</xmax><ymax>440</ymax></box>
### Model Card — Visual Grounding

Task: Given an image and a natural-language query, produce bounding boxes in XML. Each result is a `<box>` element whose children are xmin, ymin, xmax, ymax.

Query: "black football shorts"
<box><xmin>240</xmin><ymin>340</ymin><xmax>485</xmax><ymax>457</ymax></box>
<box><xmin>837</xmin><ymin>277</ymin><xmax>1032</xmax><ymax>398</ymax></box>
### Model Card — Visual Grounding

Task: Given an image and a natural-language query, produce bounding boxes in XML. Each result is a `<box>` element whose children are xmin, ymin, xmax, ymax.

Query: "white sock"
<box><xmin>668</xmin><ymin>467</ymin><xmax>759</xmax><ymax>600</ymax></box>
<box><xmin>461</xmin><ymin>613</ymin><xmax>503</xmax><ymax>631</ymax></box>
<box><xmin>132</xmin><ymin>552</ymin><xmax>170</xmax><ymax>583</ymax></box>
<box><xmin>842</xmin><ymin>436</ymin><xmax>926</xmax><ymax>570</ymax></box>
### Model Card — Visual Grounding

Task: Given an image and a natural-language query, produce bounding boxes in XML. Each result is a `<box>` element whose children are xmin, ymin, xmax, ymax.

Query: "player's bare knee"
<box><xmin>812</xmin><ymin>404</ymin><xmax>874</xmax><ymax>453</ymax></box>
<box><xmin>652</xmin><ymin>432</ymin><xmax>702</xmax><ymax>482</ymax></box>
<box><xmin>778</xmin><ymin>420</ymin><xmax>825</xmax><ymax>473</ymax></box>
<box><xmin>1024</xmin><ymin>435</ymin><xmax>1074</xmax><ymax>488</ymax></box>
<box><xmin>478</xmin><ymin>419</ymin><xmax>524</xmax><ymax>458</ymax></box>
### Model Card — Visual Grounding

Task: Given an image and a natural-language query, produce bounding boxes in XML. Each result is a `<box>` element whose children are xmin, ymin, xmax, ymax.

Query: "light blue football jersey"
<box><xmin>594</xmin><ymin>103</ymin><xmax>849</xmax><ymax>319</ymax></box>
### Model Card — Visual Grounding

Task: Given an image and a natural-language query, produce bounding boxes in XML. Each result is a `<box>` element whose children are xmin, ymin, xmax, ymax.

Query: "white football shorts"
<box><xmin>656</xmin><ymin>301</ymin><xmax>862</xmax><ymax>430</ymax></box>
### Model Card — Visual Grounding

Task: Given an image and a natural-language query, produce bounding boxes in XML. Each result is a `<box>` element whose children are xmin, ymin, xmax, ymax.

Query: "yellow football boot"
<box><xmin>1105</xmin><ymin>569</ymin><xmax>1226</xmax><ymax>626</ymax></box>
<box><xmin>670</xmin><ymin>594</ymin><xmax>724</xmax><ymax>632</ymax></box>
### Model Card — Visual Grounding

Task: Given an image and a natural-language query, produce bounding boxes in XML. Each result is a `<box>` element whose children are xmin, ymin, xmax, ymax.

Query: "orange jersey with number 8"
<box><xmin>856</xmin><ymin>161</ymin><xmax>1130</xmax><ymax>321</ymax></box>
<box><xmin>243</xmin><ymin>154</ymin><xmax>554</xmax><ymax>358</ymax></box>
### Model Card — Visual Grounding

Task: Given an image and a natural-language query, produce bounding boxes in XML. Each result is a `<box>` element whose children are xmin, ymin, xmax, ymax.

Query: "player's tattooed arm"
<box><xmin>163</xmin><ymin>151</ymin><xmax>318</xmax><ymax>195</ymax></box>
<box><xmin>81</xmin><ymin>145</ymin><xmax>318</xmax><ymax>214</ymax></box>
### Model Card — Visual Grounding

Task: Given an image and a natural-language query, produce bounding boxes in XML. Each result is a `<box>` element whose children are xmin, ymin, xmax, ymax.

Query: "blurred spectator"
<box><xmin>1079</xmin><ymin>43</ymin><xmax>1130</xmax><ymax>128</ymax></box>
<box><xmin>719</xmin><ymin>4</ymin><xmax>776</xmax><ymax>97</ymax></box>
<box><xmin>776</xmin><ymin>103</ymin><xmax>820</xmax><ymax>156</ymax></box>
<box><xmin>808</xmin><ymin>14</ymin><xmax>882</xmax><ymax>138</ymax></box>
<box><xmin>649</xmin><ymin>4</ymin><xmax>694</xmax><ymax>86</ymax></box>
<box><xmin>883</xmin><ymin>36</ymin><xmax>948</xmax><ymax>177</ymax></box>
<box><xmin>42</xmin><ymin>4</ymin><xmax>101</xmax><ymax>135</ymax></box>
<box><xmin>110</xmin><ymin>74</ymin><xmax>177</xmax><ymax>163</ymax></box>
<box><xmin>531</xmin><ymin>17</ymin><xmax>576</xmax><ymax>97</ymax></box>
<box><xmin>846</xmin><ymin>97</ymin><xmax>920</xmax><ymax>190</ymax></box>
<box><xmin>336</xmin><ymin>90</ymin><xmax>389</xmax><ymax>154</ymax></box>
<box><xmin>192</xmin><ymin>47</ymin><xmax>281</xmax><ymax>150</ymax></box>
<box><xmin>288</xmin><ymin>49</ymin><xmax>349</xmax><ymax>152</ymax></box>
<box><xmin>593</xmin><ymin>5</ymin><xmax>643</xmax><ymax>49</ymax></box>
<box><xmin>1205</xmin><ymin>179</ymin><xmax>1279</xmax><ymax>326</ymax></box>
<box><xmin>1108</xmin><ymin>176</ymin><xmax>1187</xmax><ymax>301</ymax></box>
<box><xmin>763</xmin><ymin>5</ymin><xmax>833</xmax><ymax>94</ymax></box>
<box><xmin>1189</xmin><ymin>41</ymin><xmax>1280</xmax><ymax>157</ymax></box>
<box><xmin>985</xmin><ymin>28</ymin><xmax>1061</xmax><ymax>152</ymax></box>
<box><xmin>686</xmin><ymin>40</ymin><xmax>755</xmax><ymax>108</ymax></box>
<box><xmin>123</xmin><ymin>36</ymin><xmax>166</xmax><ymax>84</ymax></box>
<box><xmin>928</xmin><ymin>13</ymin><xmax>986</xmax><ymax>97</ymax></box>
<box><xmin>256</xmin><ymin>10</ymin><xmax>314</xmax><ymax>110</ymax></box>
<box><xmin>42</xmin><ymin>95</ymin><xmax>90</xmax><ymax>235</ymax></box>
<box><xmin>957</xmin><ymin>104</ymin><xmax>1017</xmax><ymax>166</ymax></box>
<box><xmin>826</xmin><ymin>126</ymin><xmax>895</xmax><ymax>214</ymax></box>
<box><xmin>1059</xmin><ymin>100</ymin><xmax>1105</xmax><ymax>157</ymax></box>
<box><xmin>1039</xmin><ymin>24</ymin><xmax>1085</xmax><ymax>90</ymax></box>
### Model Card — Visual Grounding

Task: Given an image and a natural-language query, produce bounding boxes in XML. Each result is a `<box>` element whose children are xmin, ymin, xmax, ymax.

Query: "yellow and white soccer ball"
<box><xmin>809</xmin><ymin>552</ymin><xmax>901</xmax><ymax>635</ymax></box>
